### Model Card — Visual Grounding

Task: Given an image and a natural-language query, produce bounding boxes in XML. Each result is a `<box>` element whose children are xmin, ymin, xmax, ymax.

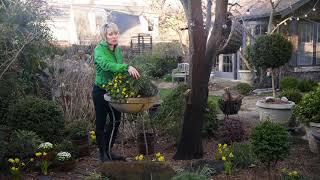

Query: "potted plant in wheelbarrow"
<box><xmin>294</xmin><ymin>87</ymin><xmax>320</xmax><ymax>153</ymax></box>
<box><xmin>103</xmin><ymin>73</ymin><xmax>159</xmax><ymax>113</ymax></box>
<box><xmin>249</xmin><ymin>33</ymin><xmax>294</xmax><ymax>124</ymax></box>
<box><xmin>103</xmin><ymin>73</ymin><xmax>159</xmax><ymax>155</ymax></box>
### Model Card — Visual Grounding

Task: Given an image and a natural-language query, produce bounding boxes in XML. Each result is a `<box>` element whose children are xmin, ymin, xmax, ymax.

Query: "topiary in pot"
<box><xmin>235</xmin><ymin>83</ymin><xmax>252</xmax><ymax>96</ymax></box>
<box><xmin>250</xmin><ymin>120</ymin><xmax>291</xmax><ymax>179</ymax></box>
<box><xmin>7</xmin><ymin>96</ymin><xmax>64</xmax><ymax>143</ymax></box>
<box><xmin>249</xmin><ymin>33</ymin><xmax>293</xmax><ymax>98</ymax></box>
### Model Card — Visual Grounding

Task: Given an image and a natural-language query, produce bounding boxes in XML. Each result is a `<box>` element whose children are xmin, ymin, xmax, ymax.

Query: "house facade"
<box><xmin>214</xmin><ymin>0</ymin><xmax>320</xmax><ymax>81</ymax></box>
<box><xmin>46</xmin><ymin>0</ymin><xmax>159</xmax><ymax>46</ymax></box>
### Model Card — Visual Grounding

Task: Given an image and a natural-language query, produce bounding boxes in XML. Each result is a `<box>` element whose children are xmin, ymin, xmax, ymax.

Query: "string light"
<box><xmin>297</xmin><ymin>17</ymin><xmax>300</xmax><ymax>21</ymax></box>
<box><xmin>313</xmin><ymin>7</ymin><xmax>316</xmax><ymax>11</ymax></box>
<box><xmin>293</xmin><ymin>0</ymin><xmax>319</xmax><ymax>21</ymax></box>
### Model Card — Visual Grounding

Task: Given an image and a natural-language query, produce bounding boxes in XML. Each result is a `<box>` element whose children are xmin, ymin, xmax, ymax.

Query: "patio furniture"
<box><xmin>172</xmin><ymin>63</ymin><xmax>189</xmax><ymax>84</ymax></box>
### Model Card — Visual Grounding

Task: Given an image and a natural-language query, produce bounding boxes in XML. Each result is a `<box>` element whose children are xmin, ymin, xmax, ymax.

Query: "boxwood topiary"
<box><xmin>235</xmin><ymin>83</ymin><xmax>252</xmax><ymax>96</ymax></box>
<box><xmin>250</xmin><ymin>121</ymin><xmax>290</xmax><ymax>171</ymax></box>
<box><xmin>7</xmin><ymin>96</ymin><xmax>64</xmax><ymax>143</ymax></box>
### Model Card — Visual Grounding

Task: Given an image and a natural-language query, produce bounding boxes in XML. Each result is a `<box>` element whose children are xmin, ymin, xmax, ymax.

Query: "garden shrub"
<box><xmin>279</xmin><ymin>89</ymin><xmax>302</xmax><ymax>104</ymax></box>
<box><xmin>153</xmin><ymin>84</ymin><xmax>219</xmax><ymax>141</ymax></box>
<box><xmin>235</xmin><ymin>83</ymin><xmax>252</xmax><ymax>96</ymax></box>
<box><xmin>0</xmin><ymin>134</ymin><xmax>9</xmax><ymax>172</ymax></box>
<box><xmin>280</xmin><ymin>76</ymin><xmax>299</xmax><ymax>90</ymax></box>
<box><xmin>163</xmin><ymin>73</ymin><xmax>172</xmax><ymax>82</ymax></box>
<box><xmin>250</xmin><ymin>121</ymin><xmax>290</xmax><ymax>170</ymax></box>
<box><xmin>171</xmin><ymin>166</ymin><xmax>215</xmax><ymax>180</ymax></box>
<box><xmin>202</xmin><ymin>100</ymin><xmax>219</xmax><ymax>137</ymax></box>
<box><xmin>7</xmin><ymin>96</ymin><xmax>64</xmax><ymax>143</ymax></box>
<box><xmin>64</xmin><ymin>120</ymin><xmax>89</xmax><ymax>140</ymax></box>
<box><xmin>297</xmin><ymin>79</ymin><xmax>317</xmax><ymax>92</ymax></box>
<box><xmin>131</xmin><ymin>53</ymin><xmax>177</xmax><ymax>78</ymax></box>
<box><xmin>294</xmin><ymin>87</ymin><xmax>320</xmax><ymax>124</ymax></box>
<box><xmin>232</xmin><ymin>142</ymin><xmax>256</xmax><ymax>169</ymax></box>
<box><xmin>8</xmin><ymin>130</ymin><xmax>43</xmax><ymax>159</ymax></box>
<box><xmin>152</xmin><ymin>41</ymin><xmax>183</xmax><ymax>60</ymax></box>
<box><xmin>219</xmin><ymin>118</ymin><xmax>245</xmax><ymax>144</ymax></box>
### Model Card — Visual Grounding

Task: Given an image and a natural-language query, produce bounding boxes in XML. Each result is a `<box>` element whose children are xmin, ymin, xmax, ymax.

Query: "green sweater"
<box><xmin>94</xmin><ymin>41</ymin><xmax>128</xmax><ymax>86</ymax></box>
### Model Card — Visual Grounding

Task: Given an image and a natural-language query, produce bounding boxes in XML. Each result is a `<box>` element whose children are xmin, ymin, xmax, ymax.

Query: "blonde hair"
<box><xmin>100</xmin><ymin>23</ymin><xmax>119</xmax><ymax>41</ymax></box>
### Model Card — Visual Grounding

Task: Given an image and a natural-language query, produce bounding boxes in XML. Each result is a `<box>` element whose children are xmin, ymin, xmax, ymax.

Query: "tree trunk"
<box><xmin>174</xmin><ymin>0</ymin><xmax>228</xmax><ymax>160</ymax></box>
<box><xmin>271</xmin><ymin>69</ymin><xmax>276</xmax><ymax>98</ymax></box>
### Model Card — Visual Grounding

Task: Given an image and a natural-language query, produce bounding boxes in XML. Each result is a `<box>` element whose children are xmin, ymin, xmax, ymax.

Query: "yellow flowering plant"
<box><xmin>7</xmin><ymin>157</ymin><xmax>32</xmax><ymax>180</ymax></box>
<box><xmin>215</xmin><ymin>144</ymin><xmax>234</xmax><ymax>175</ymax></box>
<box><xmin>281</xmin><ymin>168</ymin><xmax>307</xmax><ymax>180</ymax></box>
<box><xmin>89</xmin><ymin>130</ymin><xmax>96</xmax><ymax>144</ymax></box>
<box><xmin>153</xmin><ymin>152</ymin><xmax>165</xmax><ymax>162</ymax></box>
<box><xmin>35</xmin><ymin>151</ymin><xmax>49</xmax><ymax>175</ymax></box>
<box><xmin>134</xmin><ymin>154</ymin><xmax>145</xmax><ymax>161</ymax></box>
<box><xmin>104</xmin><ymin>73</ymin><xmax>158</xmax><ymax>100</ymax></box>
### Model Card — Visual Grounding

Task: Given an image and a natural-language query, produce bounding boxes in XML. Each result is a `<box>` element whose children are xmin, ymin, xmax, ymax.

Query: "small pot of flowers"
<box><xmin>103</xmin><ymin>73</ymin><xmax>159</xmax><ymax>113</ymax></box>
<box><xmin>55</xmin><ymin>151</ymin><xmax>74</xmax><ymax>171</ymax></box>
<box><xmin>38</xmin><ymin>142</ymin><xmax>54</xmax><ymax>161</ymax></box>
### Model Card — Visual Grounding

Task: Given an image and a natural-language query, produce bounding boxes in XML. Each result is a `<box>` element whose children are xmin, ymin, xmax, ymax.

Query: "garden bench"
<box><xmin>172</xmin><ymin>63</ymin><xmax>189</xmax><ymax>84</ymax></box>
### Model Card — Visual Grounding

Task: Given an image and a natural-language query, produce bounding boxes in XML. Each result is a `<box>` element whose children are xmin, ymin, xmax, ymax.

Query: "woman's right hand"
<box><xmin>128</xmin><ymin>66</ymin><xmax>140</xmax><ymax>79</ymax></box>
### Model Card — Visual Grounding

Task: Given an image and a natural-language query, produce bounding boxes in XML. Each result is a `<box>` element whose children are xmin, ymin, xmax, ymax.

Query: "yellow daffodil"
<box><xmin>156</xmin><ymin>152</ymin><xmax>161</xmax><ymax>158</ymax></box>
<box><xmin>108</xmin><ymin>82</ymin><xmax>112</xmax><ymax>85</ymax></box>
<box><xmin>135</xmin><ymin>155</ymin><xmax>139</xmax><ymax>161</ymax></box>
<box><xmin>90</xmin><ymin>135</ymin><xmax>96</xmax><ymax>140</ymax></box>
<box><xmin>90</xmin><ymin>130</ymin><xmax>95</xmax><ymax>135</ymax></box>
<box><xmin>138</xmin><ymin>154</ymin><xmax>144</xmax><ymax>161</ymax></box>
<box><xmin>223</xmin><ymin>144</ymin><xmax>227</xmax><ymax>148</ymax></box>
<box><xmin>14</xmin><ymin>158</ymin><xmax>20</xmax><ymax>163</ymax></box>
<box><xmin>158</xmin><ymin>156</ymin><xmax>165</xmax><ymax>162</ymax></box>
<box><xmin>21</xmin><ymin>162</ymin><xmax>25</xmax><ymax>166</ymax></box>
<box><xmin>125</xmin><ymin>95</ymin><xmax>128</xmax><ymax>98</ymax></box>
<box><xmin>8</xmin><ymin>158</ymin><xmax>14</xmax><ymax>163</ymax></box>
<box><xmin>288</xmin><ymin>172</ymin><xmax>293</xmax><ymax>177</ymax></box>
<box><xmin>218</xmin><ymin>144</ymin><xmax>222</xmax><ymax>148</ymax></box>
<box><xmin>222</xmin><ymin>156</ymin><xmax>226</xmax><ymax>161</ymax></box>
<box><xmin>292</xmin><ymin>171</ymin><xmax>298</xmax><ymax>176</ymax></box>
<box><xmin>30</xmin><ymin>158</ymin><xmax>34</xmax><ymax>162</ymax></box>
<box><xmin>11</xmin><ymin>167</ymin><xmax>16</xmax><ymax>171</ymax></box>
<box><xmin>43</xmin><ymin>152</ymin><xmax>47</xmax><ymax>156</ymax></box>
<box><xmin>229</xmin><ymin>153</ymin><xmax>234</xmax><ymax>158</ymax></box>
<box><xmin>102</xmin><ymin>84</ymin><xmax>106</xmax><ymax>88</ymax></box>
<box><xmin>35</xmin><ymin>152</ymin><xmax>42</xmax><ymax>157</ymax></box>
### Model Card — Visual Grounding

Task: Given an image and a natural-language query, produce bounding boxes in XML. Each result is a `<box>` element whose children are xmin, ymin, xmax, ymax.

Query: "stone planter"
<box><xmin>238</xmin><ymin>70</ymin><xmax>255</xmax><ymax>85</ymax></box>
<box><xmin>305</xmin><ymin>122</ymin><xmax>320</xmax><ymax>154</ymax></box>
<box><xmin>256</xmin><ymin>100</ymin><xmax>295</xmax><ymax>124</ymax></box>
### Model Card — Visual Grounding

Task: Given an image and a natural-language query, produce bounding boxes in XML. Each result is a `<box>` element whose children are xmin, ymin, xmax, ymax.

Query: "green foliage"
<box><xmin>249</xmin><ymin>34</ymin><xmax>293</xmax><ymax>69</ymax></box>
<box><xmin>202</xmin><ymin>100</ymin><xmax>219</xmax><ymax>136</ymax></box>
<box><xmin>279</xmin><ymin>89</ymin><xmax>302</xmax><ymax>104</ymax></box>
<box><xmin>280</xmin><ymin>76</ymin><xmax>299</xmax><ymax>90</ymax></box>
<box><xmin>171</xmin><ymin>166</ymin><xmax>215</xmax><ymax>180</ymax></box>
<box><xmin>8</xmin><ymin>130</ymin><xmax>43</xmax><ymax>159</ymax></box>
<box><xmin>235</xmin><ymin>83</ymin><xmax>252</xmax><ymax>96</ymax></box>
<box><xmin>152</xmin><ymin>41</ymin><xmax>183</xmax><ymax>59</ymax></box>
<box><xmin>153</xmin><ymin>84</ymin><xmax>187</xmax><ymax>141</ymax></box>
<box><xmin>7</xmin><ymin>96</ymin><xmax>64</xmax><ymax>143</ymax></box>
<box><xmin>250</xmin><ymin>121</ymin><xmax>291</xmax><ymax>168</ymax></box>
<box><xmin>0</xmin><ymin>0</ymin><xmax>55</xmax><ymax>97</ymax></box>
<box><xmin>130</xmin><ymin>53</ymin><xmax>177</xmax><ymax>78</ymax></box>
<box><xmin>105</xmin><ymin>73</ymin><xmax>158</xmax><ymax>100</ymax></box>
<box><xmin>163</xmin><ymin>74</ymin><xmax>172</xmax><ymax>82</ymax></box>
<box><xmin>55</xmin><ymin>140</ymin><xmax>77</xmax><ymax>159</ymax></box>
<box><xmin>153</xmin><ymin>85</ymin><xmax>218</xmax><ymax>141</ymax></box>
<box><xmin>232</xmin><ymin>142</ymin><xmax>256</xmax><ymax>169</ymax></box>
<box><xmin>297</xmin><ymin>79</ymin><xmax>318</xmax><ymax>92</ymax></box>
<box><xmin>65</xmin><ymin>120</ymin><xmax>89</xmax><ymax>140</ymax></box>
<box><xmin>294</xmin><ymin>88</ymin><xmax>320</xmax><ymax>124</ymax></box>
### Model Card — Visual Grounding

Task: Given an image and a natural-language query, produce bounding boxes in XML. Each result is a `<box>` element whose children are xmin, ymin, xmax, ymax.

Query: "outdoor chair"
<box><xmin>172</xmin><ymin>63</ymin><xmax>189</xmax><ymax>85</ymax></box>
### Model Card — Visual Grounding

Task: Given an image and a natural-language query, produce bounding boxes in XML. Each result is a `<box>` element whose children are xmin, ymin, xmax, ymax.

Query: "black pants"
<box><xmin>92</xmin><ymin>85</ymin><xmax>121</xmax><ymax>157</ymax></box>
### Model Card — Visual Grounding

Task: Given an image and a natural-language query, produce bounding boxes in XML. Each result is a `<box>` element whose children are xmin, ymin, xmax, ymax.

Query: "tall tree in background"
<box><xmin>174</xmin><ymin>0</ymin><xmax>229</xmax><ymax>160</ymax></box>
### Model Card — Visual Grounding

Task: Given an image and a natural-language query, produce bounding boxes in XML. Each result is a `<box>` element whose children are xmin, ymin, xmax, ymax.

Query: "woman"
<box><xmin>92</xmin><ymin>23</ymin><xmax>140</xmax><ymax>162</ymax></box>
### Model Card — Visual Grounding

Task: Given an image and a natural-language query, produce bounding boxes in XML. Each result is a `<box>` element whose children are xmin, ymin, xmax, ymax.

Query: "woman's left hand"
<box><xmin>128</xmin><ymin>66</ymin><xmax>140</xmax><ymax>79</ymax></box>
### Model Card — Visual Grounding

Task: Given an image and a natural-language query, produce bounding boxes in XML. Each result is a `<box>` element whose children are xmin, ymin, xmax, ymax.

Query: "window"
<box><xmin>223</xmin><ymin>54</ymin><xmax>233</xmax><ymax>72</ymax></box>
<box><xmin>317</xmin><ymin>24</ymin><xmax>320</xmax><ymax>64</ymax></box>
<box><xmin>298</xmin><ymin>22</ymin><xmax>314</xmax><ymax>65</ymax></box>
